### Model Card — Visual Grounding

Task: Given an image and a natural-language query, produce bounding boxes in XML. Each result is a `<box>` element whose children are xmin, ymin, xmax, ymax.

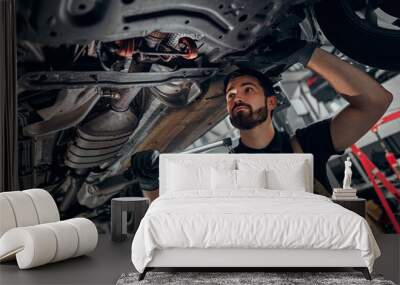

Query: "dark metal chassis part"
<box><xmin>19</xmin><ymin>67</ymin><xmax>219</xmax><ymax>90</ymax></box>
<box><xmin>17</xmin><ymin>0</ymin><xmax>308</xmax><ymax>58</ymax></box>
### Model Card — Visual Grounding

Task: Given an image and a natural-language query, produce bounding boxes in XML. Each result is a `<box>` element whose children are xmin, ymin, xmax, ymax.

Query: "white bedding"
<box><xmin>131</xmin><ymin>190</ymin><xmax>381</xmax><ymax>273</ymax></box>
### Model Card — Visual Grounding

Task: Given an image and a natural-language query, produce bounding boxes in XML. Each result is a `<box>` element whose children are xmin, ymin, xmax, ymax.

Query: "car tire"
<box><xmin>314</xmin><ymin>0</ymin><xmax>400</xmax><ymax>71</ymax></box>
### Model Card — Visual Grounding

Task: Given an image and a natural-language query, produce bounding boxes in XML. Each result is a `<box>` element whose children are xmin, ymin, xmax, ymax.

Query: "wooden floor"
<box><xmin>0</xmin><ymin>233</ymin><xmax>398</xmax><ymax>285</ymax></box>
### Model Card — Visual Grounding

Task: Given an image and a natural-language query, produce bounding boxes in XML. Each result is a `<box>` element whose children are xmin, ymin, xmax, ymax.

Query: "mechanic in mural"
<box><xmin>126</xmin><ymin>40</ymin><xmax>393</xmax><ymax>201</ymax></box>
<box><xmin>224</xmin><ymin>40</ymin><xmax>393</xmax><ymax>195</ymax></box>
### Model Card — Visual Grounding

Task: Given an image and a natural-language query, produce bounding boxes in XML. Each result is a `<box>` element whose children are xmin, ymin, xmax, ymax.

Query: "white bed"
<box><xmin>131</xmin><ymin>154</ymin><xmax>381</xmax><ymax>280</ymax></box>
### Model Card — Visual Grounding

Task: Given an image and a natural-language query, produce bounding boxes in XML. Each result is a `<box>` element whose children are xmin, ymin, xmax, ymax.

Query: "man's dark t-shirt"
<box><xmin>232</xmin><ymin>118</ymin><xmax>344</xmax><ymax>193</ymax></box>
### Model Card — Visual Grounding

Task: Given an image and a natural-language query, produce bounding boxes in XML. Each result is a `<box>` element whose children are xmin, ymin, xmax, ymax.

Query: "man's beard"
<box><xmin>229</xmin><ymin>103</ymin><xmax>268</xmax><ymax>130</ymax></box>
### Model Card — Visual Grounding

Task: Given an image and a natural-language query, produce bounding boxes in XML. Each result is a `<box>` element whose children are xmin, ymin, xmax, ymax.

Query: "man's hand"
<box><xmin>124</xmin><ymin>150</ymin><xmax>160</xmax><ymax>203</ymax></box>
<box><xmin>264</xmin><ymin>39</ymin><xmax>318</xmax><ymax>69</ymax></box>
<box><xmin>124</xmin><ymin>149</ymin><xmax>160</xmax><ymax>190</ymax></box>
<box><xmin>307</xmin><ymin>48</ymin><xmax>393</xmax><ymax>152</ymax></box>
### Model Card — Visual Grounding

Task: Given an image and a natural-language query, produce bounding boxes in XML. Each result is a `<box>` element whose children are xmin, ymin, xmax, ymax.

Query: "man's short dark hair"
<box><xmin>223</xmin><ymin>68</ymin><xmax>275</xmax><ymax>98</ymax></box>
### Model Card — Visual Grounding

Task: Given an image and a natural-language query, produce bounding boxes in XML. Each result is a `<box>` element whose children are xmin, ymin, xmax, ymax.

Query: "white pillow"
<box><xmin>211</xmin><ymin>168</ymin><xmax>236</xmax><ymax>190</ymax></box>
<box><xmin>236</xmin><ymin>169</ymin><xmax>268</xmax><ymax>188</ymax></box>
<box><xmin>238</xmin><ymin>159</ymin><xmax>308</xmax><ymax>192</ymax></box>
<box><xmin>211</xmin><ymin>168</ymin><xmax>268</xmax><ymax>191</ymax></box>
<box><xmin>266</xmin><ymin>163</ymin><xmax>307</xmax><ymax>191</ymax></box>
<box><xmin>167</xmin><ymin>163</ymin><xmax>210</xmax><ymax>191</ymax></box>
<box><xmin>167</xmin><ymin>160</ymin><xmax>235</xmax><ymax>192</ymax></box>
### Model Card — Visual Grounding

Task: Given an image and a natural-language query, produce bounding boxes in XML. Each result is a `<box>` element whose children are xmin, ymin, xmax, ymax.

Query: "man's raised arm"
<box><xmin>307</xmin><ymin>48</ymin><xmax>393</xmax><ymax>152</ymax></box>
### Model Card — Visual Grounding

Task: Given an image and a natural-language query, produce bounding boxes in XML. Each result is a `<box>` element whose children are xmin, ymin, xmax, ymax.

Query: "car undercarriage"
<box><xmin>15</xmin><ymin>0</ymin><xmax>400</xmax><ymax>229</ymax></box>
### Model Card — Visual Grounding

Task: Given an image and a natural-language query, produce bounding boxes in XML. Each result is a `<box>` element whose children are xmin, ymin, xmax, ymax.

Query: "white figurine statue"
<box><xmin>342</xmin><ymin>157</ymin><xmax>353</xmax><ymax>189</ymax></box>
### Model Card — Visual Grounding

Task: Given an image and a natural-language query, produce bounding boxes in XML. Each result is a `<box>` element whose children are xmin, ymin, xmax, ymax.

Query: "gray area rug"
<box><xmin>116</xmin><ymin>271</ymin><xmax>396</xmax><ymax>285</ymax></box>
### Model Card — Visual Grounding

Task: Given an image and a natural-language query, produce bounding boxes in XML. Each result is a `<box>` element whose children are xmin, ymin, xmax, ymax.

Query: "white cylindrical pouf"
<box><xmin>23</xmin><ymin>189</ymin><xmax>60</xmax><ymax>224</ymax></box>
<box><xmin>1</xmin><ymin>192</ymin><xmax>39</xmax><ymax>227</ymax></box>
<box><xmin>65</xmin><ymin>218</ymin><xmax>98</xmax><ymax>257</ymax></box>
<box><xmin>0</xmin><ymin>196</ymin><xmax>17</xmax><ymax>237</ymax></box>
<box><xmin>0</xmin><ymin>226</ymin><xmax>57</xmax><ymax>269</ymax></box>
<box><xmin>42</xmin><ymin>221</ymin><xmax>79</xmax><ymax>262</ymax></box>
<box><xmin>0</xmin><ymin>218</ymin><xmax>97</xmax><ymax>269</ymax></box>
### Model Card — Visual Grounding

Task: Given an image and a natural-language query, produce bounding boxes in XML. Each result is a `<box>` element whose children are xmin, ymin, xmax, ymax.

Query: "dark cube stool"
<box><xmin>332</xmin><ymin>198</ymin><xmax>366</xmax><ymax>218</ymax></box>
<box><xmin>111</xmin><ymin>197</ymin><xmax>149</xmax><ymax>242</ymax></box>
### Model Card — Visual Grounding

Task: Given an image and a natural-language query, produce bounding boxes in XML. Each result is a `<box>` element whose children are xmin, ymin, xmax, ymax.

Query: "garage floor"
<box><xmin>0</xmin><ymin>233</ymin><xmax>398</xmax><ymax>285</ymax></box>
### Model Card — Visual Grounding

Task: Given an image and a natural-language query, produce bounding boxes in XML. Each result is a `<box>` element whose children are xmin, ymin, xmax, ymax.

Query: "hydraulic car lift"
<box><xmin>351</xmin><ymin>110</ymin><xmax>400</xmax><ymax>234</ymax></box>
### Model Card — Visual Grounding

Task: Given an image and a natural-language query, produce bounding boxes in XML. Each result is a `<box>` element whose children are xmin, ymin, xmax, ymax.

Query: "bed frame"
<box><xmin>139</xmin><ymin>248</ymin><xmax>371</xmax><ymax>280</ymax></box>
<box><xmin>137</xmin><ymin>154</ymin><xmax>372</xmax><ymax>281</ymax></box>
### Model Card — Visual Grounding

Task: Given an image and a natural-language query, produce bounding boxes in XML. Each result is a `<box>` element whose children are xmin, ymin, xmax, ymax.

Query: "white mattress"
<box><xmin>131</xmin><ymin>190</ymin><xmax>381</xmax><ymax>273</ymax></box>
